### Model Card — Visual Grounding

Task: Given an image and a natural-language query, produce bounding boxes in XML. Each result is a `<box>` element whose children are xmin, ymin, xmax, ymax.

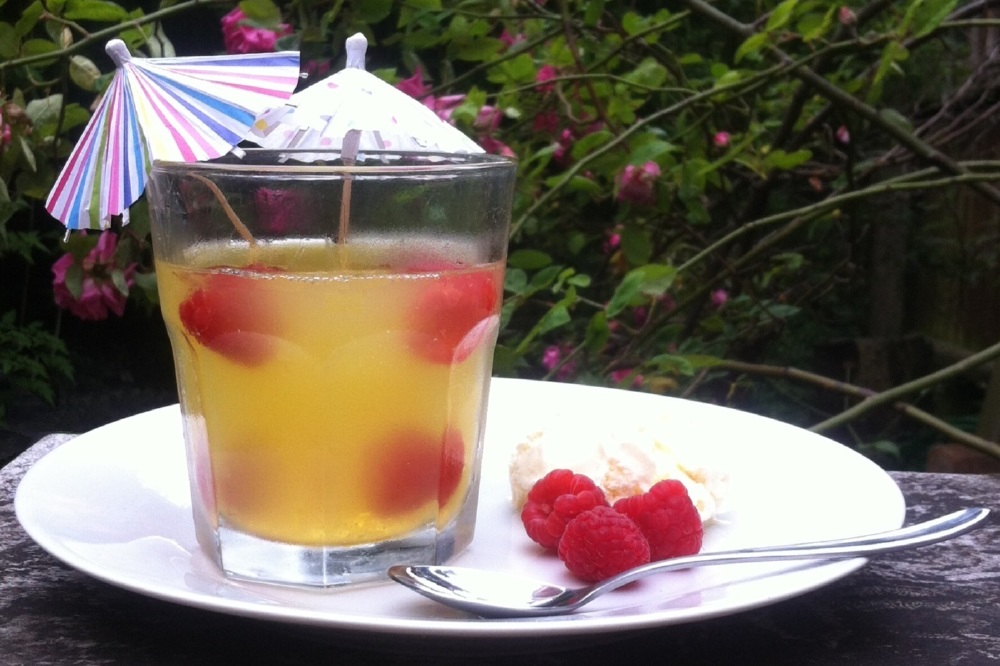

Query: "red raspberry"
<box><xmin>520</xmin><ymin>469</ymin><xmax>609</xmax><ymax>550</ymax></box>
<box><xmin>613</xmin><ymin>479</ymin><xmax>703</xmax><ymax>560</ymax></box>
<box><xmin>557</xmin><ymin>506</ymin><xmax>651</xmax><ymax>582</ymax></box>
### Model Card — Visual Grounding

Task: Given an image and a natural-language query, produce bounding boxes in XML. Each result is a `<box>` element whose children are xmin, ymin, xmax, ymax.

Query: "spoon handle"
<box><xmin>587</xmin><ymin>507</ymin><xmax>990</xmax><ymax>599</ymax></box>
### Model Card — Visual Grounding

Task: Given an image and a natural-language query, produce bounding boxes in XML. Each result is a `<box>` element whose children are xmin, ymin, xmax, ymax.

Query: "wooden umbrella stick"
<box><xmin>188</xmin><ymin>172</ymin><xmax>257</xmax><ymax>247</ymax></box>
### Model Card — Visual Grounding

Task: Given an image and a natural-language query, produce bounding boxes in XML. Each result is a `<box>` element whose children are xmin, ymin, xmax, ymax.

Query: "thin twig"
<box><xmin>0</xmin><ymin>0</ymin><xmax>229</xmax><ymax>72</ymax></box>
<box><xmin>809</xmin><ymin>339</ymin><xmax>1000</xmax><ymax>437</ymax></box>
<box><xmin>716</xmin><ymin>359</ymin><xmax>1000</xmax><ymax>459</ymax></box>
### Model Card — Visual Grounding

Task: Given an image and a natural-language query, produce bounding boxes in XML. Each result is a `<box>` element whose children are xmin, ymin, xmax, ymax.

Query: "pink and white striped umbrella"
<box><xmin>46</xmin><ymin>39</ymin><xmax>300</xmax><ymax>231</ymax></box>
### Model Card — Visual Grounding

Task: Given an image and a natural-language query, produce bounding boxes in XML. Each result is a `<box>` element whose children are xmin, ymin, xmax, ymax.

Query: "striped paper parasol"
<box><xmin>247</xmin><ymin>33</ymin><xmax>482</xmax><ymax>157</ymax></box>
<box><xmin>247</xmin><ymin>33</ymin><xmax>481</xmax><ymax>242</ymax></box>
<box><xmin>46</xmin><ymin>39</ymin><xmax>301</xmax><ymax>231</ymax></box>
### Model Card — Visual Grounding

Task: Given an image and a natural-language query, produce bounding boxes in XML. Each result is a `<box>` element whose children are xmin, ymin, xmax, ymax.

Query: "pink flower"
<box><xmin>713</xmin><ymin>131</ymin><xmax>731</xmax><ymax>148</ymax></box>
<box><xmin>610</xmin><ymin>369</ymin><xmax>644</xmax><ymax>387</ymax></box>
<box><xmin>542</xmin><ymin>345</ymin><xmax>562</xmax><ymax>370</ymax></box>
<box><xmin>475</xmin><ymin>105</ymin><xmax>503</xmax><ymax>133</ymax></box>
<box><xmin>554</xmin><ymin>128</ymin><xmax>575</xmax><ymax>164</ymax></box>
<box><xmin>303</xmin><ymin>59</ymin><xmax>331</xmax><ymax>82</ymax></box>
<box><xmin>428</xmin><ymin>94</ymin><xmax>466</xmax><ymax>122</ymax></box>
<box><xmin>255</xmin><ymin>188</ymin><xmax>308</xmax><ymax>234</ymax></box>
<box><xmin>499</xmin><ymin>30</ymin><xmax>525</xmax><ymax>49</ymax></box>
<box><xmin>710</xmin><ymin>289</ymin><xmax>729</xmax><ymax>308</ymax></box>
<box><xmin>52</xmin><ymin>231</ymin><xmax>136</xmax><ymax>321</ymax></box>
<box><xmin>220</xmin><ymin>8</ymin><xmax>292</xmax><ymax>55</ymax></box>
<box><xmin>395</xmin><ymin>69</ymin><xmax>467</xmax><ymax>123</ymax></box>
<box><xmin>533</xmin><ymin>111</ymin><xmax>560</xmax><ymax>135</ymax></box>
<box><xmin>835</xmin><ymin>125</ymin><xmax>850</xmax><ymax>144</ymax></box>
<box><xmin>615</xmin><ymin>161</ymin><xmax>661</xmax><ymax>206</ymax></box>
<box><xmin>541</xmin><ymin>344</ymin><xmax>576</xmax><ymax>380</ymax></box>
<box><xmin>479</xmin><ymin>135</ymin><xmax>516</xmax><ymax>158</ymax></box>
<box><xmin>535</xmin><ymin>65</ymin><xmax>557</xmax><ymax>93</ymax></box>
<box><xmin>838</xmin><ymin>7</ymin><xmax>857</xmax><ymax>26</ymax></box>
<box><xmin>603</xmin><ymin>230</ymin><xmax>621</xmax><ymax>255</ymax></box>
<box><xmin>396</xmin><ymin>68</ymin><xmax>432</xmax><ymax>99</ymax></box>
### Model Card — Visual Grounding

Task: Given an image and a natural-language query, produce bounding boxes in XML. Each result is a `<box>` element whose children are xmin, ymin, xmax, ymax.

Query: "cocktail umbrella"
<box><xmin>46</xmin><ymin>39</ymin><xmax>301</xmax><ymax>231</ymax></box>
<box><xmin>247</xmin><ymin>33</ymin><xmax>482</xmax><ymax>242</ymax></box>
<box><xmin>248</xmin><ymin>33</ymin><xmax>483</xmax><ymax>156</ymax></box>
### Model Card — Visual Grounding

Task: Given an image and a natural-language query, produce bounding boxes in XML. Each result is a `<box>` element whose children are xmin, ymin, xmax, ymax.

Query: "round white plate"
<box><xmin>15</xmin><ymin>378</ymin><xmax>904</xmax><ymax>639</ymax></box>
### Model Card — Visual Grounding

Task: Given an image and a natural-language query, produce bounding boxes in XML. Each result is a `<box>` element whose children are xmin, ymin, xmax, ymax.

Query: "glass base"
<box><xmin>208</xmin><ymin>520</ymin><xmax>460</xmax><ymax>587</ymax></box>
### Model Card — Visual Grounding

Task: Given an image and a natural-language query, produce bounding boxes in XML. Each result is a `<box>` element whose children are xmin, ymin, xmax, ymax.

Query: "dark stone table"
<box><xmin>2</xmin><ymin>434</ymin><xmax>999</xmax><ymax>665</ymax></box>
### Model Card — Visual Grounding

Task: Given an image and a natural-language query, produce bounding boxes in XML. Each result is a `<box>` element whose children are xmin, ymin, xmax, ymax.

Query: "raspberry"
<box><xmin>613</xmin><ymin>479</ymin><xmax>703</xmax><ymax>560</ymax></box>
<box><xmin>557</xmin><ymin>506</ymin><xmax>650</xmax><ymax>582</ymax></box>
<box><xmin>520</xmin><ymin>469</ymin><xmax>609</xmax><ymax>550</ymax></box>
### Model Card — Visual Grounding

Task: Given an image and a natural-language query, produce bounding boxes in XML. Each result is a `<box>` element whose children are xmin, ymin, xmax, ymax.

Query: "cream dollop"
<box><xmin>508</xmin><ymin>415</ymin><xmax>729</xmax><ymax>523</ymax></box>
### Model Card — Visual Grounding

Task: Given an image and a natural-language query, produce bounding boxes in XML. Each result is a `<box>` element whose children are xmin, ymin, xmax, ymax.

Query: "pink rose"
<box><xmin>535</xmin><ymin>65</ymin><xmax>557</xmax><ymax>93</ymax></box>
<box><xmin>713</xmin><ymin>131</ymin><xmax>731</xmax><ymax>148</ymax></box>
<box><xmin>479</xmin><ymin>135</ymin><xmax>516</xmax><ymax>158</ymax></box>
<box><xmin>220</xmin><ymin>8</ymin><xmax>292</xmax><ymax>55</ymax></box>
<box><xmin>710</xmin><ymin>289</ymin><xmax>729</xmax><ymax>308</ymax></box>
<box><xmin>615</xmin><ymin>161</ymin><xmax>661</xmax><ymax>206</ymax></box>
<box><xmin>396</xmin><ymin>68</ymin><xmax>431</xmax><ymax>99</ymax></box>
<box><xmin>52</xmin><ymin>231</ymin><xmax>136</xmax><ymax>321</ymax></box>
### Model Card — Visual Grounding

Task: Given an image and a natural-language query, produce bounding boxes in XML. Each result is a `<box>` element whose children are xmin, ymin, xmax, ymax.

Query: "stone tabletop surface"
<box><xmin>2</xmin><ymin>435</ymin><xmax>999</xmax><ymax>666</ymax></box>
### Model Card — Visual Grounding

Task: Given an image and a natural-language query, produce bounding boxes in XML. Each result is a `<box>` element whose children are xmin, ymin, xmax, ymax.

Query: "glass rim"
<box><xmin>152</xmin><ymin>149</ymin><xmax>517</xmax><ymax>175</ymax></box>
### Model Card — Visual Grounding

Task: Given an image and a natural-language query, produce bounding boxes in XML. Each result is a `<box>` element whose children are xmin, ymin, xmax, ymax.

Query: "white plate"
<box><xmin>15</xmin><ymin>378</ymin><xmax>904</xmax><ymax>639</ymax></box>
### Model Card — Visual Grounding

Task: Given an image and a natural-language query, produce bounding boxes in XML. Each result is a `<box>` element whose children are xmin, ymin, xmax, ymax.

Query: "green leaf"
<box><xmin>508</xmin><ymin>249</ymin><xmax>552</xmax><ymax>270</ymax></box>
<box><xmin>15</xmin><ymin>2</ymin><xmax>43</xmax><ymax>37</ymax></box>
<box><xmin>532</xmin><ymin>303</ymin><xmax>571</xmax><ymax>337</ymax></box>
<box><xmin>504</xmin><ymin>267</ymin><xmax>527</xmax><ymax>296</ymax></box>
<box><xmin>624</xmin><ymin>58</ymin><xmax>667</xmax><ymax>88</ymax></box>
<box><xmin>0</xmin><ymin>22</ymin><xmax>18</xmax><ymax>59</ymax></box>
<box><xmin>17</xmin><ymin>136</ymin><xmax>36</xmax><ymax>172</ymax></box>
<box><xmin>238</xmin><ymin>0</ymin><xmax>281</xmax><ymax>25</ymax></box>
<box><xmin>606</xmin><ymin>264</ymin><xmax>676</xmax><ymax>317</ymax></box>
<box><xmin>629</xmin><ymin>138</ymin><xmax>676</xmax><ymax>164</ymax></box>
<box><xmin>20</xmin><ymin>38</ymin><xmax>58</xmax><ymax>62</ymax></box>
<box><xmin>64</xmin><ymin>0</ymin><xmax>129</xmax><ymax>21</ymax></box>
<box><xmin>64</xmin><ymin>261</ymin><xmax>84</xmax><ymax>300</ymax></box>
<box><xmin>452</xmin><ymin>37</ymin><xmax>503</xmax><ymax>62</ymax></box>
<box><xmin>620</xmin><ymin>226</ymin><xmax>652</xmax><ymax>266</ymax></box>
<box><xmin>902</xmin><ymin>0</ymin><xmax>959</xmax><ymax>39</ymax></box>
<box><xmin>69</xmin><ymin>55</ymin><xmax>102</xmax><ymax>91</ymax></box>
<box><xmin>798</xmin><ymin>9</ymin><xmax>834</xmax><ymax>42</ymax></box>
<box><xmin>764</xmin><ymin>148</ymin><xmax>812</xmax><ymax>171</ymax></box>
<box><xmin>584</xmin><ymin>311</ymin><xmax>610</xmax><ymax>353</ymax></box>
<box><xmin>357</xmin><ymin>0</ymin><xmax>393</xmax><ymax>23</ymax></box>
<box><xmin>584</xmin><ymin>0</ymin><xmax>605</xmax><ymax>27</ymax></box>
<box><xmin>622</xmin><ymin>12</ymin><xmax>647</xmax><ymax>35</ymax></box>
<box><xmin>24</xmin><ymin>94</ymin><xmax>62</xmax><ymax>126</ymax></box>
<box><xmin>526</xmin><ymin>265</ymin><xmax>564</xmax><ymax>295</ymax></box>
<box><xmin>646</xmin><ymin>353</ymin><xmax>696</xmax><ymax>376</ymax></box>
<box><xmin>570</xmin><ymin>129</ymin><xmax>613</xmax><ymax>160</ymax></box>
<box><xmin>765</xmin><ymin>0</ymin><xmax>798</xmax><ymax>31</ymax></box>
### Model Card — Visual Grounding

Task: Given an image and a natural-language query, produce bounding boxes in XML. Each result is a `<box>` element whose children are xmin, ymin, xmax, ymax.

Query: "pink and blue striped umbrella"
<box><xmin>46</xmin><ymin>39</ymin><xmax>301</xmax><ymax>231</ymax></box>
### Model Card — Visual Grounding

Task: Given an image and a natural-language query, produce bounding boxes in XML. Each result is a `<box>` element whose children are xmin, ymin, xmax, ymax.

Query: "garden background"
<box><xmin>3</xmin><ymin>0</ymin><xmax>1000</xmax><ymax>472</ymax></box>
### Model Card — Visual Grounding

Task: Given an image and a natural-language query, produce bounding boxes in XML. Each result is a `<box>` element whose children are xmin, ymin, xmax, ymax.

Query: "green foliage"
<box><xmin>0</xmin><ymin>310</ymin><xmax>72</xmax><ymax>422</ymax></box>
<box><xmin>0</xmin><ymin>0</ymin><xmax>994</xmax><ymax>464</ymax></box>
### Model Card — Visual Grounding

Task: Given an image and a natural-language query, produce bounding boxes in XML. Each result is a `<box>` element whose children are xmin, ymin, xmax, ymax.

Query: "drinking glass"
<box><xmin>147</xmin><ymin>149</ymin><xmax>516</xmax><ymax>586</ymax></box>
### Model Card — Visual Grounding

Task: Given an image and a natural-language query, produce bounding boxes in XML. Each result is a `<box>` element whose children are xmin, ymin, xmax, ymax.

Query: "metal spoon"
<box><xmin>388</xmin><ymin>507</ymin><xmax>990</xmax><ymax>618</ymax></box>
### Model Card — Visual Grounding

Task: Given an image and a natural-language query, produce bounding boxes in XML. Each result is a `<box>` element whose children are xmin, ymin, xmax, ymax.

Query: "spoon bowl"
<box><xmin>389</xmin><ymin>507</ymin><xmax>990</xmax><ymax>618</ymax></box>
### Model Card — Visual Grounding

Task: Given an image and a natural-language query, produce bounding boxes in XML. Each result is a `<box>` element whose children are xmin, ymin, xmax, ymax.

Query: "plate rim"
<box><xmin>14</xmin><ymin>377</ymin><xmax>906</xmax><ymax>638</ymax></box>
